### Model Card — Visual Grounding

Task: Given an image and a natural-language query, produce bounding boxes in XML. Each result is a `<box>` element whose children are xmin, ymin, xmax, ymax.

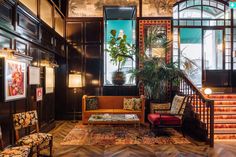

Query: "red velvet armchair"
<box><xmin>148</xmin><ymin>95</ymin><xmax>191</xmax><ymax>136</ymax></box>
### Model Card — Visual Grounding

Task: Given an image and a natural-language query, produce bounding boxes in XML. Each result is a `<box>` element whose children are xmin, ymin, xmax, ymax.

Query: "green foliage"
<box><xmin>130</xmin><ymin>56</ymin><xmax>182</xmax><ymax>100</ymax></box>
<box><xmin>106</xmin><ymin>29</ymin><xmax>135</xmax><ymax>72</ymax></box>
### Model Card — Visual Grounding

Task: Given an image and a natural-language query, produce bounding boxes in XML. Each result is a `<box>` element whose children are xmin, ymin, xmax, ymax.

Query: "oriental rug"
<box><xmin>61</xmin><ymin>124</ymin><xmax>191</xmax><ymax>145</ymax></box>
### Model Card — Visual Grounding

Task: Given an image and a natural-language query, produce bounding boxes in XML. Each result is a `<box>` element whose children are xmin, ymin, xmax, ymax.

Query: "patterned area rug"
<box><xmin>61</xmin><ymin>124</ymin><xmax>191</xmax><ymax>145</ymax></box>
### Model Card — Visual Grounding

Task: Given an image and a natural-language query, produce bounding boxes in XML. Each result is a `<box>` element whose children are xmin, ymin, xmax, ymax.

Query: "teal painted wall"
<box><xmin>106</xmin><ymin>20</ymin><xmax>135</xmax><ymax>44</ymax></box>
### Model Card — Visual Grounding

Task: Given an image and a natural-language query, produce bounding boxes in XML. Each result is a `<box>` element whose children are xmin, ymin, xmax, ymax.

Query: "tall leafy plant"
<box><xmin>106</xmin><ymin>30</ymin><xmax>135</xmax><ymax>72</ymax></box>
<box><xmin>130</xmin><ymin>56</ymin><xmax>181</xmax><ymax>101</ymax></box>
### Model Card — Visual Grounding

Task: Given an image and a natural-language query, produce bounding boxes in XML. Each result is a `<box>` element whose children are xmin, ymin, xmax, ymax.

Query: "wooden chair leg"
<box><xmin>37</xmin><ymin>145</ymin><xmax>40</xmax><ymax>157</ymax></box>
<box><xmin>49</xmin><ymin>137</ymin><xmax>53</xmax><ymax>157</ymax></box>
<box><xmin>29</xmin><ymin>147</ymin><xmax>33</xmax><ymax>157</ymax></box>
<box><xmin>181</xmin><ymin>127</ymin><xmax>185</xmax><ymax>137</ymax></box>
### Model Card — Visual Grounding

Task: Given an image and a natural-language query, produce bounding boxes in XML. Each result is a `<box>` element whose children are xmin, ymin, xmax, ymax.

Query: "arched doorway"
<box><xmin>172</xmin><ymin>0</ymin><xmax>232</xmax><ymax>88</ymax></box>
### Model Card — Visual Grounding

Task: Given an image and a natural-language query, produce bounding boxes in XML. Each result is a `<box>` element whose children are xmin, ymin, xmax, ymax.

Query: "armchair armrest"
<box><xmin>82</xmin><ymin>95</ymin><xmax>88</xmax><ymax>113</ymax></box>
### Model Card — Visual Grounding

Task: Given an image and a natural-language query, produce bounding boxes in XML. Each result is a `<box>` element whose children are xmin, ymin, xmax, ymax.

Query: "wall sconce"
<box><xmin>0</xmin><ymin>48</ymin><xmax>14</xmax><ymax>58</ymax></box>
<box><xmin>204</xmin><ymin>88</ymin><xmax>212</xmax><ymax>97</ymax></box>
<box><xmin>68</xmin><ymin>73</ymin><xmax>82</xmax><ymax>123</ymax></box>
<box><xmin>0</xmin><ymin>48</ymin><xmax>32</xmax><ymax>62</ymax></box>
<box><xmin>39</xmin><ymin>59</ymin><xmax>59</xmax><ymax>68</ymax></box>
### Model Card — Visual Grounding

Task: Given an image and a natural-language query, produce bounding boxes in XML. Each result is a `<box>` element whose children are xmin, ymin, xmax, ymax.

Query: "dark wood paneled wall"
<box><xmin>63</xmin><ymin>17</ymin><xmax>139</xmax><ymax>120</ymax></box>
<box><xmin>0</xmin><ymin>0</ymin><xmax>67</xmax><ymax>146</ymax></box>
<box><xmin>64</xmin><ymin>18</ymin><xmax>103</xmax><ymax>120</ymax></box>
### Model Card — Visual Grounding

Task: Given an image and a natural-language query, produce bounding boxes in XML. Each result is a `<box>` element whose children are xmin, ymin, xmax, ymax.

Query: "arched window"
<box><xmin>172</xmin><ymin>0</ymin><xmax>234</xmax><ymax>87</ymax></box>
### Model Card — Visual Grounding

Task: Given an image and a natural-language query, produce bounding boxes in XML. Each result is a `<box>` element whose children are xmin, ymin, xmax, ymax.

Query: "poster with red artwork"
<box><xmin>4</xmin><ymin>59</ymin><xmax>27</xmax><ymax>101</ymax></box>
<box><xmin>36</xmin><ymin>87</ymin><xmax>43</xmax><ymax>101</ymax></box>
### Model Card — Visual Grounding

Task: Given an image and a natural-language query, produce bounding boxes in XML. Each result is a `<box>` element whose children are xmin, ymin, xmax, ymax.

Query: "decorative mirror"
<box><xmin>139</xmin><ymin>20</ymin><xmax>172</xmax><ymax>63</ymax></box>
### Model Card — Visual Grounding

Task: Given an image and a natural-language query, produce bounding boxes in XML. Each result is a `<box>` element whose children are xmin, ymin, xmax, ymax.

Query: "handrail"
<box><xmin>173</xmin><ymin>73</ymin><xmax>214</xmax><ymax>147</ymax></box>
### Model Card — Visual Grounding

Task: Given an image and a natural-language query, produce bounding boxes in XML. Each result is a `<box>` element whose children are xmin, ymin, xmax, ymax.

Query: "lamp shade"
<box><xmin>68</xmin><ymin>74</ymin><xmax>82</xmax><ymax>88</ymax></box>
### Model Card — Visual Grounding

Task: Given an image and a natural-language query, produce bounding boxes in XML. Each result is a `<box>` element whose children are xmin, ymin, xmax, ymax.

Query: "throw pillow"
<box><xmin>170</xmin><ymin>95</ymin><xmax>185</xmax><ymax>115</ymax></box>
<box><xmin>86</xmin><ymin>97</ymin><xmax>98</xmax><ymax>110</ymax></box>
<box><xmin>132</xmin><ymin>98</ymin><xmax>142</xmax><ymax>110</ymax></box>
<box><xmin>123</xmin><ymin>98</ymin><xmax>134</xmax><ymax>110</ymax></box>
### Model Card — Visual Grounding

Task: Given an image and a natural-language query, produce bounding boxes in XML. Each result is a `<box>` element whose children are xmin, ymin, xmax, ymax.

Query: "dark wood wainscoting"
<box><xmin>0</xmin><ymin>0</ymin><xmax>67</xmax><ymax>146</ymax></box>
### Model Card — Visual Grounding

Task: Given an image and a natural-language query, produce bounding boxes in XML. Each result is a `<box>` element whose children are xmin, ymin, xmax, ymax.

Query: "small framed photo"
<box><xmin>4</xmin><ymin>59</ymin><xmax>27</xmax><ymax>101</ymax></box>
<box><xmin>29</xmin><ymin>66</ymin><xmax>40</xmax><ymax>85</ymax></box>
<box><xmin>45</xmin><ymin>67</ymin><xmax>55</xmax><ymax>94</ymax></box>
<box><xmin>36</xmin><ymin>87</ymin><xmax>43</xmax><ymax>101</ymax></box>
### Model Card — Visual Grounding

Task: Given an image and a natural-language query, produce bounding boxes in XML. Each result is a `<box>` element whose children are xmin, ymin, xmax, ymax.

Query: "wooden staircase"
<box><xmin>207</xmin><ymin>94</ymin><xmax>236</xmax><ymax>140</ymax></box>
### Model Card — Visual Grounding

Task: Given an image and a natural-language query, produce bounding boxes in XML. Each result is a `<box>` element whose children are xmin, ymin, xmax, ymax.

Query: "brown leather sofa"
<box><xmin>82</xmin><ymin>95</ymin><xmax>145</xmax><ymax>124</ymax></box>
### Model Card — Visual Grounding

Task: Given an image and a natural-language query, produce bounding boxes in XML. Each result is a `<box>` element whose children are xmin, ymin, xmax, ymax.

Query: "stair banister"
<box><xmin>174</xmin><ymin>73</ymin><xmax>214</xmax><ymax>147</ymax></box>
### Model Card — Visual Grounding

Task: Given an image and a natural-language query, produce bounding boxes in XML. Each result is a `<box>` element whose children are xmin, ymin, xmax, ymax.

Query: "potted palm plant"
<box><xmin>130</xmin><ymin>56</ymin><xmax>181</xmax><ymax>102</ymax></box>
<box><xmin>106</xmin><ymin>29</ymin><xmax>135</xmax><ymax>85</ymax></box>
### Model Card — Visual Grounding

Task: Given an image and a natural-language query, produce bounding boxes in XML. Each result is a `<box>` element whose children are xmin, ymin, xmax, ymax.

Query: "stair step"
<box><xmin>214</xmin><ymin>100</ymin><xmax>236</xmax><ymax>103</ymax></box>
<box><xmin>214</xmin><ymin>128</ymin><xmax>236</xmax><ymax>134</ymax></box>
<box><xmin>214</xmin><ymin>104</ymin><xmax>236</xmax><ymax>108</ymax></box>
<box><xmin>214</xmin><ymin>109</ymin><xmax>236</xmax><ymax>112</ymax></box>
<box><xmin>215</xmin><ymin>134</ymin><xmax>236</xmax><ymax>140</ymax></box>
<box><xmin>214</xmin><ymin>119</ymin><xmax>236</xmax><ymax>124</ymax></box>
<box><xmin>208</xmin><ymin>94</ymin><xmax>236</xmax><ymax>99</ymax></box>
<box><xmin>215</xmin><ymin>111</ymin><xmax>236</xmax><ymax>114</ymax></box>
<box><xmin>214</xmin><ymin>124</ymin><xmax>236</xmax><ymax>128</ymax></box>
<box><xmin>214</xmin><ymin>115</ymin><xmax>236</xmax><ymax>119</ymax></box>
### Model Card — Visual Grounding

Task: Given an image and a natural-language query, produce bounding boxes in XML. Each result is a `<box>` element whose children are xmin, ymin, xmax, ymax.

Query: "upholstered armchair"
<box><xmin>0</xmin><ymin>126</ymin><xmax>31</xmax><ymax>157</ymax></box>
<box><xmin>12</xmin><ymin>110</ymin><xmax>53</xmax><ymax>156</ymax></box>
<box><xmin>148</xmin><ymin>95</ymin><xmax>191</xmax><ymax>136</ymax></box>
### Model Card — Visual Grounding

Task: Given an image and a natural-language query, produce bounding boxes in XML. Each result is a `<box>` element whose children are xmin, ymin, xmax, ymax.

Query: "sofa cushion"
<box><xmin>170</xmin><ymin>95</ymin><xmax>185</xmax><ymax>115</ymax></box>
<box><xmin>86</xmin><ymin>97</ymin><xmax>98</xmax><ymax>110</ymax></box>
<box><xmin>148</xmin><ymin>113</ymin><xmax>181</xmax><ymax>125</ymax></box>
<box><xmin>123</xmin><ymin>98</ymin><xmax>134</xmax><ymax>110</ymax></box>
<box><xmin>132</xmin><ymin>98</ymin><xmax>142</xmax><ymax>110</ymax></box>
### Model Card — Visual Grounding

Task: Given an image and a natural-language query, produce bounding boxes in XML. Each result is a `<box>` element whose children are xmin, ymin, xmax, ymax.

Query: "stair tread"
<box><xmin>214</xmin><ymin>105</ymin><xmax>236</xmax><ymax>107</ymax></box>
<box><xmin>214</xmin><ymin>129</ymin><xmax>236</xmax><ymax>134</ymax></box>
<box><xmin>214</xmin><ymin>112</ymin><xmax>236</xmax><ymax>115</ymax></box>
<box><xmin>213</xmin><ymin>99</ymin><xmax>236</xmax><ymax>101</ymax></box>
<box><xmin>214</xmin><ymin>119</ymin><xmax>236</xmax><ymax>123</ymax></box>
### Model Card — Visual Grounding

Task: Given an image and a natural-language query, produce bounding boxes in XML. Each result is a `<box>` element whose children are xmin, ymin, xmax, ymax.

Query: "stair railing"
<box><xmin>172</xmin><ymin>73</ymin><xmax>214</xmax><ymax>147</ymax></box>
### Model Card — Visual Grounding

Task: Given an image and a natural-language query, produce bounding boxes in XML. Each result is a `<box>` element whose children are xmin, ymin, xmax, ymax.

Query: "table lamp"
<box><xmin>68</xmin><ymin>73</ymin><xmax>82</xmax><ymax>122</ymax></box>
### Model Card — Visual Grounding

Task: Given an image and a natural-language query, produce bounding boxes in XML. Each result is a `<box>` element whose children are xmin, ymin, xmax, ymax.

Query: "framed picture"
<box><xmin>4</xmin><ymin>59</ymin><xmax>27</xmax><ymax>101</ymax></box>
<box><xmin>36</xmin><ymin>87</ymin><xmax>43</xmax><ymax>101</ymax></box>
<box><xmin>45</xmin><ymin>67</ymin><xmax>55</xmax><ymax>94</ymax></box>
<box><xmin>29</xmin><ymin>66</ymin><xmax>40</xmax><ymax>85</ymax></box>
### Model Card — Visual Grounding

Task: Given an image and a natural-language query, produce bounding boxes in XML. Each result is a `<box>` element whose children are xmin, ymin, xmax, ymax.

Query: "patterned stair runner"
<box><xmin>208</xmin><ymin>94</ymin><xmax>236</xmax><ymax>140</ymax></box>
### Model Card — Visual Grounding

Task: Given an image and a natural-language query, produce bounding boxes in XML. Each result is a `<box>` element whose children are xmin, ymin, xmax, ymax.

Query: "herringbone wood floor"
<box><xmin>49</xmin><ymin>121</ymin><xmax>236</xmax><ymax>157</ymax></box>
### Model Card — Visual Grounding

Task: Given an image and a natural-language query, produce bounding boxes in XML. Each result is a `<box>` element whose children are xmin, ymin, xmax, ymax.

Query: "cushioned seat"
<box><xmin>148</xmin><ymin>95</ymin><xmax>191</xmax><ymax>136</ymax></box>
<box><xmin>82</xmin><ymin>95</ymin><xmax>146</xmax><ymax>124</ymax></box>
<box><xmin>0</xmin><ymin>146</ymin><xmax>30</xmax><ymax>157</ymax></box>
<box><xmin>16</xmin><ymin>133</ymin><xmax>52</xmax><ymax>147</ymax></box>
<box><xmin>13</xmin><ymin>110</ymin><xmax>53</xmax><ymax>156</ymax></box>
<box><xmin>148</xmin><ymin>113</ymin><xmax>181</xmax><ymax>125</ymax></box>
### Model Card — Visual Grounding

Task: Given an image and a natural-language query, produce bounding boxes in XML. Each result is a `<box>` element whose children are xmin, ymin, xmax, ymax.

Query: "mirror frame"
<box><xmin>138</xmin><ymin>19</ymin><xmax>172</xmax><ymax>63</ymax></box>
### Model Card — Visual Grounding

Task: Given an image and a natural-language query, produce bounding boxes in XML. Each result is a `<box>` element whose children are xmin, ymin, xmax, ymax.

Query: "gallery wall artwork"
<box><xmin>4</xmin><ymin>59</ymin><xmax>27</xmax><ymax>101</ymax></box>
<box><xmin>68</xmin><ymin>0</ymin><xmax>139</xmax><ymax>17</ymax></box>
<box><xmin>29</xmin><ymin>66</ymin><xmax>40</xmax><ymax>85</ymax></box>
<box><xmin>36</xmin><ymin>87</ymin><xmax>43</xmax><ymax>101</ymax></box>
<box><xmin>45</xmin><ymin>67</ymin><xmax>55</xmax><ymax>94</ymax></box>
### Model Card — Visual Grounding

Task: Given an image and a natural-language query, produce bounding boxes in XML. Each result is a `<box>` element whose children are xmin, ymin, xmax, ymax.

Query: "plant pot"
<box><xmin>112</xmin><ymin>71</ymin><xmax>126</xmax><ymax>85</ymax></box>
